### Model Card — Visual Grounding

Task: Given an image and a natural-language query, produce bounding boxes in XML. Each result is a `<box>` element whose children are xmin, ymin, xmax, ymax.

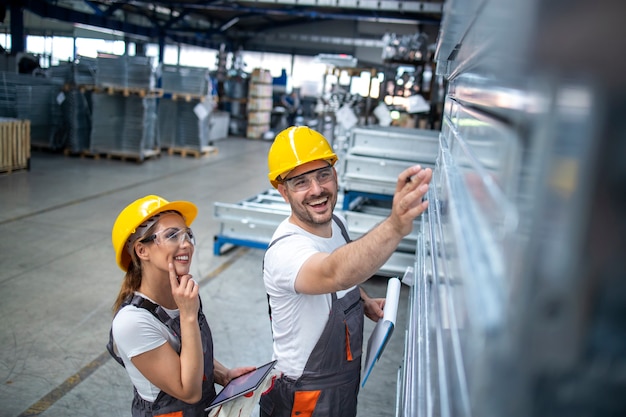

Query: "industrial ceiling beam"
<box><xmin>124</xmin><ymin>0</ymin><xmax>442</xmax><ymax>25</ymax></box>
<box><xmin>237</xmin><ymin>0</ymin><xmax>444</xmax><ymax>15</ymax></box>
<box><xmin>8</xmin><ymin>0</ymin><xmax>441</xmax><ymax>55</ymax></box>
<box><xmin>13</xmin><ymin>0</ymin><xmax>225</xmax><ymax>49</ymax></box>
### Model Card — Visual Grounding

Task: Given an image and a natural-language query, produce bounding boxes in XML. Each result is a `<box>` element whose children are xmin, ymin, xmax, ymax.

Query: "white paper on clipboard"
<box><xmin>361</xmin><ymin>277</ymin><xmax>401</xmax><ymax>387</ymax></box>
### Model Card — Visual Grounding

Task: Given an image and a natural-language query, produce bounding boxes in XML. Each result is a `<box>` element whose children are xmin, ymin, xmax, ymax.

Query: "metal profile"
<box><xmin>348</xmin><ymin>126</ymin><xmax>439</xmax><ymax>162</ymax></box>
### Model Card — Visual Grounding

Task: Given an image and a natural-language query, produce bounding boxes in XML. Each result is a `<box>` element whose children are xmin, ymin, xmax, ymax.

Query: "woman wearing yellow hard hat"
<box><xmin>107</xmin><ymin>195</ymin><xmax>255</xmax><ymax>417</ymax></box>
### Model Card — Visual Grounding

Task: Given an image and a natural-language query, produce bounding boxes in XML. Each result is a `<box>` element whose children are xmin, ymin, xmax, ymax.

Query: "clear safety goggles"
<box><xmin>140</xmin><ymin>227</ymin><xmax>196</xmax><ymax>247</ymax></box>
<box><xmin>282</xmin><ymin>166</ymin><xmax>334</xmax><ymax>192</ymax></box>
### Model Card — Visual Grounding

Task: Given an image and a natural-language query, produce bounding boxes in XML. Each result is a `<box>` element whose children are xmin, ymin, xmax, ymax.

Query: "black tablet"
<box><xmin>205</xmin><ymin>360</ymin><xmax>277</xmax><ymax>411</ymax></box>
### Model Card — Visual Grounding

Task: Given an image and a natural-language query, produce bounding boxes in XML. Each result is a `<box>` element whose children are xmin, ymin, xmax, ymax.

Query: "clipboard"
<box><xmin>361</xmin><ymin>277</ymin><xmax>401</xmax><ymax>387</ymax></box>
<box><xmin>205</xmin><ymin>360</ymin><xmax>277</xmax><ymax>411</ymax></box>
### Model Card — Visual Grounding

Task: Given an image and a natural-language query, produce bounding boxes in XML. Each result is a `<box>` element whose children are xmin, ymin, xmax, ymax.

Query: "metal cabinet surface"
<box><xmin>399</xmin><ymin>0</ymin><xmax>626</xmax><ymax>416</ymax></box>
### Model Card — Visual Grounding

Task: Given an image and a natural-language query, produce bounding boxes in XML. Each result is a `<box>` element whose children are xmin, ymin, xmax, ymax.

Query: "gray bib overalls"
<box><xmin>108</xmin><ymin>294</ymin><xmax>216</xmax><ymax>417</ymax></box>
<box><xmin>260</xmin><ymin>215</ymin><xmax>365</xmax><ymax>417</ymax></box>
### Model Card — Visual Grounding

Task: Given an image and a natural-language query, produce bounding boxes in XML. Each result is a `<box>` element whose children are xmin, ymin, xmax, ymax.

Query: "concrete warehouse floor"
<box><xmin>0</xmin><ymin>136</ymin><xmax>410</xmax><ymax>417</ymax></box>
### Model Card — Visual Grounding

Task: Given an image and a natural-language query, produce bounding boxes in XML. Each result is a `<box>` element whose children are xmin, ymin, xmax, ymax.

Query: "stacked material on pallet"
<box><xmin>0</xmin><ymin>72</ymin><xmax>64</xmax><ymax>149</ymax></box>
<box><xmin>15</xmin><ymin>84</ymin><xmax>64</xmax><ymax>149</ymax></box>
<box><xmin>160</xmin><ymin>65</ymin><xmax>209</xmax><ymax>96</ymax></box>
<box><xmin>95</xmin><ymin>55</ymin><xmax>155</xmax><ymax>90</ymax></box>
<box><xmin>74</xmin><ymin>57</ymin><xmax>98</xmax><ymax>86</ymax></box>
<box><xmin>42</xmin><ymin>60</ymin><xmax>95</xmax><ymax>153</ymax></box>
<box><xmin>158</xmin><ymin>99</ymin><xmax>229</xmax><ymax>151</ymax></box>
<box><xmin>60</xmin><ymin>89</ymin><xmax>92</xmax><ymax>153</ymax></box>
<box><xmin>90</xmin><ymin>93</ymin><xmax>158</xmax><ymax>161</ymax></box>
<box><xmin>46</xmin><ymin>59</ymin><xmax>97</xmax><ymax>86</ymax></box>
<box><xmin>159</xmin><ymin>99</ymin><xmax>205</xmax><ymax>149</ymax></box>
<box><xmin>158</xmin><ymin>64</ymin><xmax>229</xmax><ymax>153</ymax></box>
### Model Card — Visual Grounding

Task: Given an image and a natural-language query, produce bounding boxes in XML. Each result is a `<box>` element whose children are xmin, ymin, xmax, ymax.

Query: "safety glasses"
<box><xmin>282</xmin><ymin>166</ymin><xmax>334</xmax><ymax>192</ymax></box>
<box><xmin>140</xmin><ymin>227</ymin><xmax>196</xmax><ymax>247</ymax></box>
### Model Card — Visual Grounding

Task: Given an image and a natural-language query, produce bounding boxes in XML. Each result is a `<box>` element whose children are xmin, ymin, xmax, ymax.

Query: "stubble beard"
<box><xmin>289</xmin><ymin>191</ymin><xmax>337</xmax><ymax>228</ymax></box>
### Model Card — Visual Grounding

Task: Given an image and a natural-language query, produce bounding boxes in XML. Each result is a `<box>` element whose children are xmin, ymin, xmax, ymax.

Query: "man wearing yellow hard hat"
<box><xmin>108</xmin><ymin>195</ymin><xmax>255</xmax><ymax>417</ymax></box>
<box><xmin>260</xmin><ymin>126</ymin><xmax>432</xmax><ymax>417</ymax></box>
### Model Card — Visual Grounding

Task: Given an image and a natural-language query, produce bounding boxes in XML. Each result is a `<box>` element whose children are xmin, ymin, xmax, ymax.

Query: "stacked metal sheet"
<box><xmin>160</xmin><ymin>65</ymin><xmax>209</xmax><ymax>96</ymax></box>
<box><xmin>74</xmin><ymin>57</ymin><xmax>98</xmax><ymax>86</ymax></box>
<box><xmin>95</xmin><ymin>55</ymin><xmax>155</xmax><ymax>90</ymax></box>
<box><xmin>0</xmin><ymin>71</ymin><xmax>63</xmax><ymax>119</ymax></box>
<box><xmin>15</xmin><ymin>84</ymin><xmax>64</xmax><ymax>149</ymax></box>
<box><xmin>405</xmin><ymin>106</ymin><xmax>523</xmax><ymax>417</ymax></box>
<box><xmin>398</xmin><ymin>0</ymin><xmax>626</xmax><ymax>416</ymax></box>
<box><xmin>90</xmin><ymin>92</ymin><xmax>158</xmax><ymax>160</ymax></box>
<box><xmin>160</xmin><ymin>100</ymin><xmax>206</xmax><ymax>149</ymax></box>
<box><xmin>61</xmin><ymin>89</ymin><xmax>92</xmax><ymax>153</ymax></box>
<box><xmin>158</xmin><ymin>100</ymin><xmax>230</xmax><ymax>150</ymax></box>
<box><xmin>157</xmin><ymin>99</ymin><xmax>178</xmax><ymax>148</ymax></box>
<box><xmin>38</xmin><ymin>61</ymin><xmax>96</xmax><ymax>153</ymax></box>
<box><xmin>46</xmin><ymin>59</ymin><xmax>97</xmax><ymax>86</ymax></box>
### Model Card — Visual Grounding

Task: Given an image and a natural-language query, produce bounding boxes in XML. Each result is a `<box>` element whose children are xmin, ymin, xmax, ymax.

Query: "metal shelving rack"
<box><xmin>398</xmin><ymin>0</ymin><xmax>626</xmax><ymax>416</ymax></box>
<box><xmin>213</xmin><ymin>125</ymin><xmax>440</xmax><ymax>278</ymax></box>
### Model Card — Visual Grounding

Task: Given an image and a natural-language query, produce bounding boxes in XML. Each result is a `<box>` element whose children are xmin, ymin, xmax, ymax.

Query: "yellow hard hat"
<box><xmin>111</xmin><ymin>195</ymin><xmax>198</xmax><ymax>272</ymax></box>
<box><xmin>267</xmin><ymin>126</ymin><xmax>338</xmax><ymax>188</ymax></box>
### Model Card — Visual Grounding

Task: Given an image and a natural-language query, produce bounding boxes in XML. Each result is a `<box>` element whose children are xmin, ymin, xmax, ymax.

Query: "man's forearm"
<box><xmin>327</xmin><ymin>219</ymin><xmax>405</xmax><ymax>289</ymax></box>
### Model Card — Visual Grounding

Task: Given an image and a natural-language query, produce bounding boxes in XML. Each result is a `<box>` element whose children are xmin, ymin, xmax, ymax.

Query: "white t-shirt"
<box><xmin>263</xmin><ymin>215</ymin><xmax>355</xmax><ymax>378</ymax></box>
<box><xmin>111</xmin><ymin>292</ymin><xmax>180</xmax><ymax>401</ymax></box>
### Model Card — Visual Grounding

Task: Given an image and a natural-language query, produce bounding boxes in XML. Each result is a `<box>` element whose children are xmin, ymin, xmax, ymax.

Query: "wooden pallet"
<box><xmin>79</xmin><ymin>148</ymin><xmax>161</xmax><ymax>163</ymax></box>
<box><xmin>0</xmin><ymin>118</ymin><xmax>31</xmax><ymax>174</ymax></box>
<box><xmin>168</xmin><ymin>92</ymin><xmax>207</xmax><ymax>102</ymax></box>
<box><xmin>166</xmin><ymin>146</ymin><xmax>218</xmax><ymax>158</ymax></box>
<box><xmin>31</xmin><ymin>142</ymin><xmax>60</xmax><ymax>153</ymax></box>
<box><xmin>62</xmin><ymin>148</ymin><xmax>90</xmax><ymax>157</ymax></box>
<box><xmin>93</xmin><ymin>85</ymin><xmax>164</xmax><ymax>98</ymax></box>
<box><xmin>107</xmin><ymin>149</ymin><xmax>161</xmax><ymax>163</ymax></box>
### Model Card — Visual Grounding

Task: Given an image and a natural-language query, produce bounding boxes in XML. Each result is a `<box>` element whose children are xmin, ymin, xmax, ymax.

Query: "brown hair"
<box><xmin>112</xmin><ymin>220</ymin><xmax>159</xmax><ymax>313</ymax></box>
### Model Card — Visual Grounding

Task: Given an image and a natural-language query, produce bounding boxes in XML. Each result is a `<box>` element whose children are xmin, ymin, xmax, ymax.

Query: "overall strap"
<box><xmin>267</xmin><ymin>233</ymin><xmax>294</xmax><ymax>251</ymax></box>
<box><xmin>332</xmin><ymin>214</ymin><xmax>351</xmax><ymax>243</ymax></box>
<box><xmin>107</xmin><ymin>294</ymin><xmax>196</xmax><ymax>366</ymax></box>
<box><xmin>265</xmin><ymin>234</ymin><xmax>294</xmax><ymax>321</ymax></box>
<box><xmin>267</xmin><ymin>215</ymin><xmax>349</xmax><ymax>251</ymax></box>
<box><xmin>106</xmin><ymin>328</ymin><xmax>125</xmax><ymax>366</ymax></box>
<box><xmin>132</xmin><ymin>295</ymin><xmax>178</xmax><ymax>331</ymax></box>
<box><xmin>264</xmin><ymin>215</ymin><xmax>351</xmax><ymax>324</ymax></box>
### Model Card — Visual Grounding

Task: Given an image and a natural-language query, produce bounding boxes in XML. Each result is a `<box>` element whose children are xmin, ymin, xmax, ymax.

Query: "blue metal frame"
<box><xmin>342</xmin><ymin>190</ymin><xmax>393</xmax><ymax>211</ymax></box>
<box><xmin>213</xmin><ymin>235</ymin><xmax>269</xmax><ymax>256</ymax></box>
